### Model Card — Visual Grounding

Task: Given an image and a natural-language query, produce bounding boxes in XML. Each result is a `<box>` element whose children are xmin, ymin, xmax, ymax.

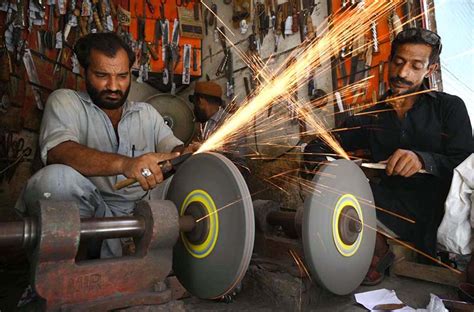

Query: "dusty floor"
<box><xmin>180</xmin><ymin>273</ymin><xmax>457</xmax><ymax>311</ymax></box>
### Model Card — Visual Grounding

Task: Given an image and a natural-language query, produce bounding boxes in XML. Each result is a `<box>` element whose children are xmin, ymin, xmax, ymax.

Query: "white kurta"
<box><xmin>437</xmin><ymin>154</ymin><xmax>474</xmax><ymax>255</ymax></box>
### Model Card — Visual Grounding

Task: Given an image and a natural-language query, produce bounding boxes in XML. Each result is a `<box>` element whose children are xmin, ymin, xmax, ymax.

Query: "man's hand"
<box><xmin>383</xmin><ymin>149</ymin><xmax>423</xmax><ymax>177</ymax></box>
<box><xmin>172</xmin><ymin>142</ymin><xmax>201</xmax><ymax>155</ymax></box>
<box><xmin>121</xmin><ymin>152</ymin><xmax>180</xmax><ymax>191</ymax></box>
<box><xmin>184</xmin><ymin>142</ymin><xmax>201</xmax><ymax>154</ymax></box>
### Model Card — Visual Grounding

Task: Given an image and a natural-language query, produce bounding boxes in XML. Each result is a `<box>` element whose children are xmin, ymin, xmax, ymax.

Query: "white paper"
<box><xmin>355</xmin><ymin>289</ymin><xmax>413</xmax><ymax>311</ymax></box>
<box><xmin>355</xmin><ymin>289</ymin><xmax>447</xmax><ymax>312</ymax></box>
<box><xmin>425</xmin><ymin>294</ymin><xmax>448</xmax><ymax>312</ymax></box>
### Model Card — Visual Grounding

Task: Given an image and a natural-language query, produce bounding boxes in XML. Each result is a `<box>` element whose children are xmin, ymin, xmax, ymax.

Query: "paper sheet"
<box><xmin>355</xmin><ymin>289</ymin><xmax>413</xmax><ymax>311</ymax></box>
<box><xmin>355</xmin><ymin>289</ymin><xmax>448</xmax><ymax>312</ymax></box>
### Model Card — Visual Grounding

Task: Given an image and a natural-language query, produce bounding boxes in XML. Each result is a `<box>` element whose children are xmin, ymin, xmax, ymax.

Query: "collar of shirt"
<box><xmin>209</xmin><ymin>107</ymin><xmax>225</xmax><ymax>123</ymax></box>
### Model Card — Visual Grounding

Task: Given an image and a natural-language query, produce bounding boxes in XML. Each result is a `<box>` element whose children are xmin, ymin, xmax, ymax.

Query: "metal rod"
<box><xmin>80</xmin><ymin>216</ymin><xmax>146</xmax><ymax>240</ymax></box>
<box><xmin>266</xmin><ymin>211</ymin><xmax>297</xmax><ymax>227</ymax></box>
<box><xmin>0</xmin><ymin>221</ymin><xmax>27</xmax><ymax>247</ymax></box>
<box><xmin>0</xmin><ymin>214</ymin><xmax>197</xmax><ymax>249</ymax></box>
<box><xmin>266</xmin><ymin>211</ymin><xmax>299</xmax><ymax>238</ymax></box>
<box><xmin>179</xmin><ymin>215</ymin><xmax>196</xmax><ymax>233</ymax></box>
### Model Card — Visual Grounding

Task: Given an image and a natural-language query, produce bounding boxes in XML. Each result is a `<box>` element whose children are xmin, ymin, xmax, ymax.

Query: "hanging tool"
<box><xmin>147</xmin><ymin>42</ymin><xmax>159</xmax><ymax>60</ymax></box>
<box><xmin>215</xmin><ymin>49</ymin><xmax>229</xmax><ymax>77</ymax></box>
<box><xmin>208</xmin><ymin>2</ymin><xmax>217</xmax><ymax>26</ymax></box>
<box><xmin>338</xmin><ymin>58</ymin><xmax>348</xmax><ymax>88</ymax></box>
<box><xmin>208</xmin><ymin>46</ymin><xmax>213</xmax><ymax>63</ymax></box>
<box><xmin>388</xmin><ymin>9</ymin><xmax>402</xmax><ymax>41</ymax></box>
<box><xmin>371</xmin><ymin>21</ymin><xmax>379</xmax><ymax>54</ymax></box>
<box><xmin>145</xmin><ymin>0</ymin><xmax>155</xmax><ymax>14</ymax></box>
<box><xmin>204</xmin><ymin>7</ymin><xmax>209</xmax><ymax>35</ymax></box>
<box><xmin>290</xmin><ymin>0</ymin><xmax>298</xmax><ymax>34</ymax></box>
<box><xmin>161</xmin><ymin>17</ymin><xmax>170</xmax><ymax>85</ymax></box>
<box><xmin>192</xmin><ymin>47</ymin><xmax>198</xmax><ymax>71</ymax></box>
<box><xmin>284</xmin><ymin>3</ymin><xmax>293</xmax><ymax>36</ymax></box>
<box><xmin>44</xmin><ymin>0</ymin><xmax>56</xmax><ymax>49</ymax></box>
<box><xmin>193</xmin><ymin>0</ymin><xmax>200</xmax><ymax>20</ymax></box>
<box><xmin>348</xmin><ymin>33</ymin><xmax>365</xmax><ymax>84</ymax></box>
<box><xmin>243</xmin><ymin>76</ymin><xmax>251</xmax><ymax>97</ymax></box>
<box><xmin>307</xmin><ymin>71</ymin><xmax>316</xmax><ymax>98</ymax></box>
<box><xmin>403</xmin><ymin>0</ymin><xmax>416</xmax><ymax>28</ymax></box>
<box><xmin>377</xmin><ymin>61</ymin><xmax>386</xmax><ymax>98</ymax></box>
<box><xmin>226</xmin><ymin>48</ymin><xmax>234</xmax><ymax>98</ymax></box>
<box><xmin>182</xmin><ymin>44</ymin><xmax>191</xmax><ymax>85</ymax></box>
<box><xmin>154</xmin><ymin>19</ymin><xmax>162</xmax><ymax>48</ymax></box>
<box><xmin>170</xmin><ymin>18</ymin><xmax>180</xmax><ymax>94</ymax></box>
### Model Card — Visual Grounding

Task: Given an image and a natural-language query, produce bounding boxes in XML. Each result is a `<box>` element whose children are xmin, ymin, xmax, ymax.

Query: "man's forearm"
<box><xmin>47</xmin><ymin>141</ymin><xmax>128</xmax><ymax>177</ymax></box>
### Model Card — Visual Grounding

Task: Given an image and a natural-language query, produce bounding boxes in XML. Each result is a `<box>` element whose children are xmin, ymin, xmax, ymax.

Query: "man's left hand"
<box><xmin>383</xmin><ymin>149</ymin><xmax>423</xmax><ymax>177</ymax></box>
<box><xmin>184</xmin><ymin>142</ymin><xmax>201</xmax><ymax>154</ymax></box>
<box><xmin>172</xmin><ymin>142</ymin><xmax>201</xmax><ymax>155</ymax></box>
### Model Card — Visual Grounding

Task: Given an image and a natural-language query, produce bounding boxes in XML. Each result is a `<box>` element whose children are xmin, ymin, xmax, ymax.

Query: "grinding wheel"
<box><xmin>146</xmin><ymin>93</ymin><xmax>196</xmax><ymax>144</ymax></box>
<box><xmin>166</xmin><ymin>152</ymin><xmax>254</xmax><ymax>299</ymax></box>
<box><xmin>302</xmin><ymin>159</ymin><xmax>376</xmax><ymax>295</ymax></box>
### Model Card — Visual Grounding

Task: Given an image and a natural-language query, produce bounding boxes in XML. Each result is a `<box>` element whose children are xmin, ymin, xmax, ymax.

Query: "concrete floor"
<box><xmin>181</xmin><ymin>274</ymin><xmax>457</xmax><ymax>311</ymax></box>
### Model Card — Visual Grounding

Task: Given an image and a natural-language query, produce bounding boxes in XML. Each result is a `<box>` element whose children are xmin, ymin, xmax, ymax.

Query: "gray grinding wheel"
<box><xmin>302</xmin><ymin>159</ymin><xmax>376</xmax><ymax>295</ymax></box>
<box><xmin>146</xmin><ymin>93</ymin><xmax>196</xmax><ymax>144</ymax></box>
<box><xmin>166</xmin><ymin>152</ymin><xmax>254</xmax><ymax>299</ymax></box>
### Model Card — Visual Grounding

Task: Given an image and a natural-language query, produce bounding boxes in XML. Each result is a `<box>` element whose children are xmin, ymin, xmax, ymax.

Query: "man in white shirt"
<box><xmin>15</xmin><ymin>32</ymin><xmax>192</xmax><ymax>257</ymax></box>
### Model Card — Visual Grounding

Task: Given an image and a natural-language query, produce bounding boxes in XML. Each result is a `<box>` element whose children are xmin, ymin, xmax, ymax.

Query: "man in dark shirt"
<box><xmin>304</xmin><ymin>28</ymin><xmax>473</xmax><ymax>282</ymax></box>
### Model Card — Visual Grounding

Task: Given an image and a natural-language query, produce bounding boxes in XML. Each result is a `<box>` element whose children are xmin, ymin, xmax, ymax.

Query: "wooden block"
<box><xmin>388</xmin><ymin>239</ymin><xmax>466</xmax><ymax>287</ymax></box>
<box><xmin>392</xmin><ymin>260</ymin><xmax>465</xmax><ymax>287</ymax></box>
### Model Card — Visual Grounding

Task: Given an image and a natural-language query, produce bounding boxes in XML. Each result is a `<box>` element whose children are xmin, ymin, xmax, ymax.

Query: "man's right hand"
<box><xmin>382</xmin><ymin>149</ymin><xmax>423</xmax><ymax>177</ymax></box>
<box><xmin>121</xmin><ymin>152</ymin><xmax>180</xmax><ymax>191</ymax></box>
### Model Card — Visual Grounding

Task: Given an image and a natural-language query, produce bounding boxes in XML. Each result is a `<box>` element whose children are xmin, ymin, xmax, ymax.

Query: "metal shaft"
<box><xmin>0</xmin><ymin>215</ymin><xmax>196</xmax><ymax>249</ymax></box>
<box><xmin>266</xmin><ymin>210</ymin><xmax>300</xmax><ymax>238</ymax></box>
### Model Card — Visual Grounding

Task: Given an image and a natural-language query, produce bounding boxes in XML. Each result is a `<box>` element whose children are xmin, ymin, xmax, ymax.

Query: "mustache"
<box><xmin>101</xmin><ymin>90</ymin><xmax>124</xmax><ymax>97</ymax></box>
<box><xmin>390</xmin><ymin>76</ymin><xmax>413</xmax><ymax>87</ymax></box>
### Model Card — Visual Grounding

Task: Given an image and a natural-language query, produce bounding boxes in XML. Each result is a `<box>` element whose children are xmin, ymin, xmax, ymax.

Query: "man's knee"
<box><xmin>19</xmin><ymin>165</ymin><xmax>94</xmax><ymax>211</ymax></box>
<box><xmin>26</xmin><ymin>164</ymin><xmax>86</xmax><ymax>194</ymax></box>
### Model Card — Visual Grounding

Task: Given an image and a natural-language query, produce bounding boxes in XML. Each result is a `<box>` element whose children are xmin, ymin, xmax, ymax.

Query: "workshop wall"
<box><xmin>193</xmin><ymin>0</ymin><xmax>333</xmax><ymax>210</ymax></box>
<box><xmin>0</xmin><ymin>4</ymin><xmax>86</xmax><ymax>218</ymax></box>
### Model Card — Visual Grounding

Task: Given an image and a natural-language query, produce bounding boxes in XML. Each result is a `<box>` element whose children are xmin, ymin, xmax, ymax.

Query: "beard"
<box><xmin>194</xmin><ymin>105</ymin><xmax>209</xmax><ymax>123</ymax></box>
<box><xmin>86</xmin><ymin>79</ymin><xmax>131</xmax><ymax>110</ymax></box>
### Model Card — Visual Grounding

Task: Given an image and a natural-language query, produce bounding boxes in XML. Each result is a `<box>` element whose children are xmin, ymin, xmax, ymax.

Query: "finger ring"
<box><xmin>141</xmin><ymin>168</ymin><xmax>152</xmax><ymax>178</ymax></box>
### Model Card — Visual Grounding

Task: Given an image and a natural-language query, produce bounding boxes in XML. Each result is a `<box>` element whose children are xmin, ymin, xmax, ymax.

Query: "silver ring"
<box><xmin>141</xmin><ymin>168</ymin><xmax>152</xmax><ymax>178</ymax></box>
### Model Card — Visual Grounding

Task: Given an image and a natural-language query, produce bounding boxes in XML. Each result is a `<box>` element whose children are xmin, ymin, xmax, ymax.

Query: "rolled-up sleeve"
<box><xmin>39</xmin><ymin>89</ymin><xmax>81</xmax><ymax>165</ymax></box>
<box><xmin>151</xmin><ymin>108</ymin><xmax>183</xmax><ymax>152</ymax></box>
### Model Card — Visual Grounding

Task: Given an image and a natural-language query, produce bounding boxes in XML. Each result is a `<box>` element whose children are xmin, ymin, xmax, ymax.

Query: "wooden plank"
<box><xmin>388</xmin><ymin>239</ymin><xmax>466</xmax><ymax>287</ymax></box>
<box><xmin>392</xmin><ymin>260</ymin><xmax>465</xmax><ymax>287</ymax></box>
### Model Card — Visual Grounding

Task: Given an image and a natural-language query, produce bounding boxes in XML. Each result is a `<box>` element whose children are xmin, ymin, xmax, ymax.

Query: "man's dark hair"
<box><xmin>74</xmin><ymin>33</ymin><xmax>136</xmax><ymax>70</ymax></box>
<box><xmin>196</xmin><ymin>93</ymin><xmax>224</xmax><ymax>107</ymax></box>
<box><xmin>390</xmin><ymin>28</ymin><xmax>442</xmax><ymax>65</ymax></box>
